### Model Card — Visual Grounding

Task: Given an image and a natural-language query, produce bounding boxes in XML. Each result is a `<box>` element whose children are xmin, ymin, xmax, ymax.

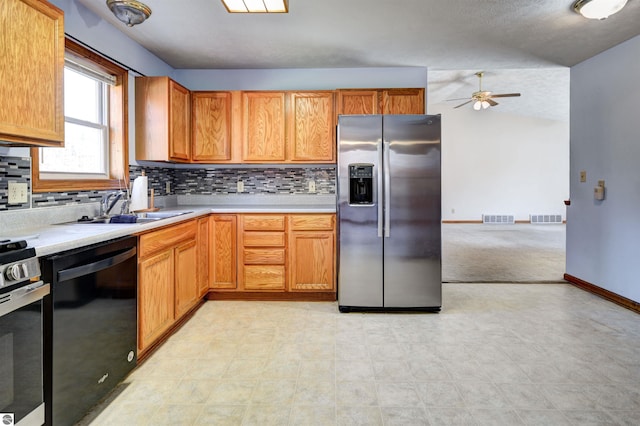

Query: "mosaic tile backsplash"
<box><xmin>0</xmin><ymin>155</ymin><xmax>336</xmax><ymax>211</ymax></box>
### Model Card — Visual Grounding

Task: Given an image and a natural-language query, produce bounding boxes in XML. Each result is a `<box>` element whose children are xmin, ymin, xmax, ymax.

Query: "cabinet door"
<box><xmin>289</xmin><ymin>231</ymin><xmax>335</xmax><ymax>291</ymax></box>
<box><xmin>197</xmin><ymin>217</ymin><xmax>210</xmax><ymax>297</ymax></box>
<box><xmin>0</xmin><ymin>0</ymin><xmax>64</xmax><ymax>146</ymax></box>
<box><xmin>288</xmin><ymin>91</ymin><xmax>335</xmax><ymax>162</ymax></box>
<box><xmin>174</xmin><ymin>239</ymin><xmax>198</xmax><ymax>318</ymax></box>
<box><xmin>192</xmin><ymin>92</ymin><xmax>232</xmax><ymax>162</ymax></box>
<box><xmin>381</xmin><ymin>88</ymin><xmax>425</xmax><ymax>114</ymax></box>
<box><xmin>169</xmin><ymin>80</ymin><xmax>191</xmax><ymax>161</ymax></box>
<box><xmin>138</xmin><ymin>250</ymin><xmax>174</xmax><ymax>353</ymax></box>
<box><xmin>242</xmin><ymin>92</ymin><xmax>286</xmax><ymax>162</ymax></box>
<box><xmin>336</xmin><ymin>90</ymin><xmax>378</xmax><ymax>116</ymax></box>
<box><xmin>210</xmin><ymin>215</ymin><xmax>237</xmax><ymax>289</ymax></box>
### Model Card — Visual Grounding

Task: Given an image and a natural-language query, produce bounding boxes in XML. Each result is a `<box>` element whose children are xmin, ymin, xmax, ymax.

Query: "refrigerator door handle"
<box><xmin>377</xmin><ymin>141</ymin><xmax>384</xmax><ymax>238</ymax></box>
<box><xmin>383</xmin><ymin>140</ymin><xmax>391</xmax><ymax>238</ymax></box>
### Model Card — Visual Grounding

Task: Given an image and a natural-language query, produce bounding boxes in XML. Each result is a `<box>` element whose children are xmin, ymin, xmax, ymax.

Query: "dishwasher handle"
<box><xmin>57</xmin><ymin>247</ymin><xmax>137</xmax><ymax>282</ymax></box>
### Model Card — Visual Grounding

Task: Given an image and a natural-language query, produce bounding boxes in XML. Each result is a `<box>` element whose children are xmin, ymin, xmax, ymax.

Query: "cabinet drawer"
<box><xmin>289</xmin><ymin>214</ymin><xmax>335</xmax><ymax>231</ymax></box>
<box><xmin>139</xmin><ymin>220</ymin><xmax>197</xmax><ymax>258</ymax></box>
<box><xmin>244</xmin><ymin>248</ymin><xmax>286</xmax><ymax>265</ymax></box>
<box><xmin>244</xmin><ymin>265</ymin><xmax>285</xmax><ymax>290</ymax></box>
<box><xmin>243</xmin><ymin>215</ymin><xmax>286</xmax><ymax>231</ymax></box>
<box><xmin>243</xmin><ymin>231</ymin><xmax>285</xmax><ymax>247</ymax></box>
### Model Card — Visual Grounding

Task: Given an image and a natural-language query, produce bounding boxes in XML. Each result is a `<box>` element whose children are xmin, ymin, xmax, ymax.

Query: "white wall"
<box><xmin>428</xmin><ymin>69</ymin><xmax>570</xmax><ymax>222</ymax></box>
<box><xmin>568</xmin><ymin>35</ymin><xmax>640</xmax><ymax>303</ymax></box>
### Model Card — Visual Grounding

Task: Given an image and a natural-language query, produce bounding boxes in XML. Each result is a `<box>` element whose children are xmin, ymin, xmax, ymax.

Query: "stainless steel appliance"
<box><xmin>0</xmin><ymin>243</ymin><xmax>49</xmax><ymax>426</ymax></box>
<box><xmin>337</xmin><ymin>114</ymin><xmax>441</xmax><ymax>312</ymax></box>
<box><xmin>42</xmin><ymin>236</ymin><xmax>137</xmax><ymax>426</ymax></box>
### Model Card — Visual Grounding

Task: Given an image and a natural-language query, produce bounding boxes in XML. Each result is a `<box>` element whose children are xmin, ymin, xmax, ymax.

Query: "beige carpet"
<box><xmin>442</xmin><ymin>223</ymin><xmax>566</xmax><ymax>283</ymax></box>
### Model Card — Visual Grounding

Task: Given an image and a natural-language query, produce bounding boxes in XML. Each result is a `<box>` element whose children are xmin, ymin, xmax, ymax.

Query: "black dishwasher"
<box><xmin>42</xmin><ymin>236</ymin><xmax>137</xmax><ymax>426</ymax></box>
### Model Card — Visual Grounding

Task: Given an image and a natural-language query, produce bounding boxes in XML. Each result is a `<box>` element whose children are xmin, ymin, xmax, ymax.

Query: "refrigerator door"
<box><xmin>382</xmin><ymin>115</ymin><xmax>441</xmax><ymax>308</ymax></box>
<box><xmin>338</xmin><ymin>115</ymin><xmax>384</xmax><ymax>309</ymax></box>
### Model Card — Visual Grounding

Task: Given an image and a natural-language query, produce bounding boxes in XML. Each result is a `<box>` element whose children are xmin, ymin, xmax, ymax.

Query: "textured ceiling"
<box><xmin>77</xmin><ymin>0</ymin><xmax>640</xmax><ymax>70</ymax></box>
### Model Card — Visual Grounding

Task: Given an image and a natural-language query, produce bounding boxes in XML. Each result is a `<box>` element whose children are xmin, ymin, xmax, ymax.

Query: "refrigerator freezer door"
<box><xmin>338</xmin><ymin>115</ymin><xmax>384</xmax><ymax>308</ymax></box>
<box><xmin>382</xmin><ymin>115</ymin><xmax>441</xmax><ymax>308</ymax></box>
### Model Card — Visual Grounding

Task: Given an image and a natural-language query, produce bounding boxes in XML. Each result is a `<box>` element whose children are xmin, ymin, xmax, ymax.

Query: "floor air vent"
<box><xmin>482</xmin><ymin>214</ymin><xmax>515</xmax><ymax>224</ymax></box>
<box><xmin>530</xmin><ymin>214</ymin><xmax>563</xmax><ymax>224</ymax></box>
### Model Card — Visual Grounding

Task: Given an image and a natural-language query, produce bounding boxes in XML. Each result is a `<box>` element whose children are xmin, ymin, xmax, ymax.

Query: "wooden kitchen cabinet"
<box><xmin>138</xmin><ymin>250</ymin><xmax>174</xmax><ymax>353</ymax></box>
<box><xmin>242</xmin><ymin>91</ymin><xmax>286</xmax><ymax>162</ymax></box>
<box><xmin>336</xmin><ymin>90</ymin><xmax>379</xmax><ymax>115</ymax></box>
<box><xmin>210</xmin><ymin>215</ymin><xmax>237</xmax><ymax>289</ymax></box>
<box><xmin>136</xmin><ymin>76</ymin><xmax>191</xmax><ymax>162</ymax></box>
<box><xmin>0</xmin><ymin>0</ymin><xmax>64</xmax><ymax>146</ymax></box>
<box><xmin>174</xmin><ymin>239</ymin><xmax>198</xmax><ymax>318</ymax></box>
<box><xmin>197</xmin><ymin>217</ymin><xmax>210</xmax><ymax>297</ymax></box>
<box><xmin>288</xmin><ymin>214</ymin><xmax>335</xmax><ymax>292</ymax></box>
<box><xmin>192</xmin><ymin>91</ymin><xmax>241</xmax><ymax>162</ymax></box>
<box><xmin>239</xmin><ymin>214</ymin><xmax>287</xmax><ymax>291</ymax></box>
<box><xmin>137</xmin><ymin>220</ymin><xmax>199</xmax><ymax>354</ymax></box>
<box><xmin>287</xmin><ymin>91</ymin><xmax>335</xmax><ymax>162</ymax></box>
<box><xmin>336</xmin><ymin>88</ymin><xmax>425</xmax><ymax>117</ymax></box>
<box><xmin>381</xmin><ymin>88</ymin><xmax>425</xmax><ymax>114</ymax></box>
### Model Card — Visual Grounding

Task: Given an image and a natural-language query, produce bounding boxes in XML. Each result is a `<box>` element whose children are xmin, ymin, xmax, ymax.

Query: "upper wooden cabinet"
<box><xmin>0</xmin><ymin>0</ymin><xmax>64</xmax><ymax>146</ymax></box>
<box><xmin>336</xmin><ymin>90</ymin><xmax>379</xmax><ymax>115</ymax></box>
<box><xmin>336</xmin><ymin>88</ymin><xmax>425</xmax><ymax>117</ymax></box>
<box><xmin>287</xmin><ymin>91</ymin><xmax>335</xmax><ymax>163</ymax></box>
<box><xmin>192</xmin><ymin>91</ymin><xmax>241</xmax><ymax>163</ymax></box>
<box><xmin>381</xmin><ymin>88</ymin><xmax>425</xmax><ymax>114</ymax></box>
<box><xmin>242</xmin><ymin>91</ymin><xmax>286</xmax><ymax>162</ymax></box>
<box><xmin>136</xmin><ymin>76</ymin><xmax>191</xmax><ymax>162</ymax></box>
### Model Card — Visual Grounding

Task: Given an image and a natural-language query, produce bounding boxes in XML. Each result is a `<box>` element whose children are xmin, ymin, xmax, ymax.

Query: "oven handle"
<box><xmin>0</xmin><ymin>281</ymin><xmax>49</xmax><ymax>317</ymax></box>
<box><xmin>57</xmin><ymin>247</ymin><xmax>137</xmax><ymax>282</ymax></box>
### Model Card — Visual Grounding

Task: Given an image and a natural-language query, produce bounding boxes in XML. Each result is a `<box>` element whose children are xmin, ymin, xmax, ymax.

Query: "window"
<box><xmin>32</xmin><ymin>38</ymin><xmax>128</xmax><ymax>192</ymax></box>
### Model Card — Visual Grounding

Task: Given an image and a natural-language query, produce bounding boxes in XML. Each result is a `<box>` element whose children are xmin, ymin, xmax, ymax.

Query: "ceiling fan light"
<box><xmin>106</xmin><ymin>0</ymin><xmax>151</xmax><ymax>27</ymax></box>
<box><xmin>573</xmin><ymin>0</ymin><xmax>628</xmax><ymax>19</ymax></box>
<box><xmin>473</xmin><ymin>101</ymin><xmax>482</xmax><ymax>111</ymax></box>
<box><xmin>481</xmin><ymin>101</ymin><xmax>490</xmax><ymax>109</ymax></box>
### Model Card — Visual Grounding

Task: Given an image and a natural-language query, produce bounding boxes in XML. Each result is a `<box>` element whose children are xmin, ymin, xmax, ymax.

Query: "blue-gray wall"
<box><xmin>567</xmin><ymin>34</ymin><xmax>640</xmax><ymax>303</ymax></box>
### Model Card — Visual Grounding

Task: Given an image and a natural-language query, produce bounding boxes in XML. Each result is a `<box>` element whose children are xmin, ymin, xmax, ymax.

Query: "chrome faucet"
<box><xmin>100</xmin><ymin>191</ymin><xmax>125</xmax><ymax>217</ymax></box>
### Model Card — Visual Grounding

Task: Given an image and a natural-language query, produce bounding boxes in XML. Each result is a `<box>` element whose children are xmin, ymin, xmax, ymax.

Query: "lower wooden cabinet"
<box><xmin>137</xmin><ymin>220</ymin><xmax>199</xmax><ymax>354</ymax></box>
<box><xmin>288</xmin><ymin>214</ymin><xmax>336</xmax><ymax>292</ymax></box>
<box><xmin>238</xmin><ymin>214</ymin><xmax>287</xmax><ymax>291</ymax></box>
<box><xmin>210</xmin><ymin>215</ymin><xmax>237</xmax><ymax>289</ymax></box>
<box><xmin>197</xmin><ymin>217</ymin><xmax>210</xmax><ymax>297</ymax></box>
<box><xmin>174</xmin><ymin>239</ymin><xmax>198</xmax><ymax>318</ymax></box>
<box><xmin>138</xmin><ymin>250</ymin><xmax>174</xmax><ymax>352</ymax></box>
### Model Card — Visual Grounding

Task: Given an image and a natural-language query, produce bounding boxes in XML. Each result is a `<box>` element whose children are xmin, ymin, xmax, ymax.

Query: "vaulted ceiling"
<box><xmin>78</xmin><ymin>0</ymin><xmax>640</xmax><ymax>70</ymax></box>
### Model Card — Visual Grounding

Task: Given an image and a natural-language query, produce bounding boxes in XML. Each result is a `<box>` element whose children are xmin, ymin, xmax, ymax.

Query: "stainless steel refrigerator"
<box><xmin>337</xmin><ymin>114</ymin><xmax>441</xmax><ymax>312</ymax></box>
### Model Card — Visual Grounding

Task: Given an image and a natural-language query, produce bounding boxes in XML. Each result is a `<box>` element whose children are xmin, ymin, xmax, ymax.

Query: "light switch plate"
<box><xmin>8</xmin><ymin>182</ymin><xmax>28</xmax><ymax>204</ymax></box>
<box><xmin>580</xmin><ymin>170</ymin><xmax>587</xmax><ymax>182</ymax></box>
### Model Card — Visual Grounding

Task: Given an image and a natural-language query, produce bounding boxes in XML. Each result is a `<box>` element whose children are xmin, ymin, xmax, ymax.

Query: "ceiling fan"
<box><xmin>448</xmin><ymin>72</ymin><xmax>521</xmax><ymax>110</ymax></box>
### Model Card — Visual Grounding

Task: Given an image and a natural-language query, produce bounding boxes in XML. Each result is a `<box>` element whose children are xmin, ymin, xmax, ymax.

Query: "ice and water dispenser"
<box><xmin>349</xmin><ymin>164</ymin><xmax>374</xmax><ymax>205</ymax></box>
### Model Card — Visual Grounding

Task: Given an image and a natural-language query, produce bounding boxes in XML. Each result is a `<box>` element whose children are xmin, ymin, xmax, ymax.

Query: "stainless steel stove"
<box><xmin>0</xmin><ymin>241</ymin><xmax>49</xmax><ymax>426</ymax></box>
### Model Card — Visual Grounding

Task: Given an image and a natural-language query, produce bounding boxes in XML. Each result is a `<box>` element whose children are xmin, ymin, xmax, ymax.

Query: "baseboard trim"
<box><xmin>564</xmin><ymin>273</ymin><xmax>640</xmax><ymax>314</ymax></box>
<box><xmin>441</xmin><ymin>220</ymin><xmax>560</xmax><ymax>224</ymax></box>
<box><xmin>207</xmin><ymin>291</ymin><xmax>337</xmax><ymax>302</ymax></box>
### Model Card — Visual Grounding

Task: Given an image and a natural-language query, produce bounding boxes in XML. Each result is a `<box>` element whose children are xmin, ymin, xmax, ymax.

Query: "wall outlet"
<box><xmin>308</xmin><ymin>180</ymin><xmax>316</xmax><ymax>193</ymax></box>
<box><xmin>580</xmin><ymin>170</ymin><xmax>587</xmax><ymax>183</ymax></box>
<box><xmin>237</xmin><ymin>180</ymin><xmax>244</xmax><ymax>193</ymax></box>
<box><xmin>165</xmin><ymin>181</ymin><xmax>171</xmax><ymax>193</ymax></box>
<box><xmin>8</xmin><ymin>182</ymin><xmax>28</xmax><ymax>204</ymax></box>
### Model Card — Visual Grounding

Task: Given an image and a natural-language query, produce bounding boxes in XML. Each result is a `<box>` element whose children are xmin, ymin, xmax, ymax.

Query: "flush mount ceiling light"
<box><xmin>221</xmin><ymin>0</ymin><xmax>288</xmax><ymax>13</ymax></box>
<box><xmin>106</xmin><ymin>0</ymin><xmax>152</xmax><ymax>27</ymax></box>
<box><xmin>573</xmin><ymin>0</ymin><xmax>628</xmax><ymax>19</ymax></box>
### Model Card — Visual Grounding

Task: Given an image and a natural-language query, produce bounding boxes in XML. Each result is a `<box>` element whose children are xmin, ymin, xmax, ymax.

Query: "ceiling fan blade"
<box><xmin>490</xmin><ymin>93</ymin><xmax>521</xmax><ymax>98</ymax></box>
<box><xmin>446</xmin><ymin>97</ymin><xmax>472</xmax><ymax>102</ymax></box>
<box><xmin>487</xmin><ymin>98</ymin><xmax>498</xmax><ymax>107</ymax></box>
<box><xmin>454</xmin><ymin>100</ymin><xmax>473</xmax><ymax>109</ymax></box>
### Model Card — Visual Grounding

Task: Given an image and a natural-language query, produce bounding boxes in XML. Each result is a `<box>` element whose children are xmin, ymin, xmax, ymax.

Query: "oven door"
<box><xmin>0</xmin><ymin>281</ymin><xmax>49</xmax><ymax>426</ymax></box>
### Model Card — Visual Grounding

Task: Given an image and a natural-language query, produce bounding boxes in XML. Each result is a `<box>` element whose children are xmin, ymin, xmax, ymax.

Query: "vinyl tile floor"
<box><xmin>80</xmin><ymin>284</ymin><xmax>640</xmax><ymax>426</ymax></box>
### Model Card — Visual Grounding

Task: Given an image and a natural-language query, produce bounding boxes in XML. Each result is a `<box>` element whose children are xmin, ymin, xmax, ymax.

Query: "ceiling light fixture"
<box><xmin>106</xmin><ymin>0</ymin><xmax>152</xmax><ymax>27</ymax></box>
<box><xmin>573</xmin><ymin>0</ymin><xmax>627</xmax><ymax>20</ymax></box>
<box><xmin>221</xmin><ymin>0</ymin><xmax>288</xmax><ymax>13</ymax></box>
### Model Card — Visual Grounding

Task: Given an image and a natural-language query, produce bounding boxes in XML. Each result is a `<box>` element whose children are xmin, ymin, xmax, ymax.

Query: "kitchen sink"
<box><xmin>60</xmin><ymin>211</ymin><xmax>193</xmax><ymax>225</ymax></box>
